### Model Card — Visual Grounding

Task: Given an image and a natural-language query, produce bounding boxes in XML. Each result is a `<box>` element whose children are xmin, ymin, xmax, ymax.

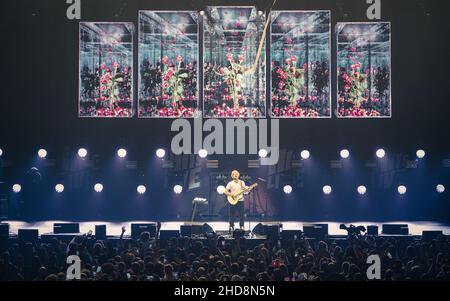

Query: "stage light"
<box><xmin>12</xmin><ymin>184</ymin><xmax>21</xmax><ymax>193</ymax></box>
<box><xmin>156</xmin><ymin>148</ymin><xmax>165</xmax><ymax>159</ymax></box>
<box><xmin>323</xmin><ymin>185</ymin><xmax>332</xmax><ymax>195</ymax></box>
<box><xmin>258</xmin><ymin>10</ymin><xmax>264</xmax><ymax>16</ymax></box>
<box><xmin>198</xmin><ymin>149</ymin><xmax>208</xmax><ymax>158</ymax></box>
<box><xmin>199</xmin><ymin>10</ymin><xmax>205</xmax><ymax>16</ymax></box>
<box><xmin>436</xmin><ymin>184</ymin><xmax>445</xmax><ymax>194</ymax></box>
<box><xmin>94</xmin><ymin>183</ymin><xmax>103</xmax><ymax>193</ymax></box>
<box><xmin>301</xmin><ymin>150</ymin><xmax>310</xmax><ymax>160</ymax></box>
<box><xmin>357</xmin><ymin>185</ymin><xmax>367</xmax><ymax>195</ymax></box>
<box><xmin>137</xmin><ymin>185</ymin><xmax>146</xmax><ymax>194</ymax></box>
<box><xmin>216</xmin><ymin>185</ymin><xmax>226</xmax><ymax>195</ymax></box>
<box><xmin>397</xmin><ymin>185</ymin><xmax>407</xmax><ymax>195</ymax></box>
<box><xmin>173</xmin><ymin>185</ymin><xmax>183</xmax><ymax>194</ymax></box>
<box><xmin>38</xmin><ymin>149</ymin><xmax>47</xmax><ymax>159</ymax></box>
<box><xmin>0</xmin><ymin>148</ymin><xmax>3</xmax><ymax>157</ymax></box>
<box><xmin>283</xmin><ymin>185</ymin><xmax>293</xmax><ymax>194</ymax></box>
<box><xmin>117</xmin><ymin>148</ymin><xmax>127</xmax><ymax>158</ymax></box>
<box><xmin>55</xmin><ymin>184</ymin><xmax>64</xmax><ymax>193</ymax></box>
<box><xmin>258</xmin><ymin>149</ymin><xmax>268</xmax><ymax>158</ymax></box>
<box><xmin>340</xmin><ymin>149</ymin><xmax>350</xmax><ymax>159</ymax></box>
<box><xmin>416</xmin><ymin>149</ymin><xmax>425</xmax><ymax>159</ymax></box>
<box><xmin>376</xmin><ymin>149</ymin><xmax>385</xmax><ymax>158</ymax></box>
<box><xmin>78</xmin><ymin>148</ymin><xmax>87</xmax><ymax>158</ymax></box>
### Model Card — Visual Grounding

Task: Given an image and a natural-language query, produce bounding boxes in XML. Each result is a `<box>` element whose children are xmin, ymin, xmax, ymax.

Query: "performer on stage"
<box><xmin>224</xmin><ymin>170</ymin><xmax>248</xmax><ymax>232</ymax></box>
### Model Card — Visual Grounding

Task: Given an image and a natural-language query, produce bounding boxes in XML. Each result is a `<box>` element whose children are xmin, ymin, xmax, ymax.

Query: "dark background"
<box><xmin>0</xmin><ymin>0</ymin><xmax>449</xmax><ymax>222</ymax></box>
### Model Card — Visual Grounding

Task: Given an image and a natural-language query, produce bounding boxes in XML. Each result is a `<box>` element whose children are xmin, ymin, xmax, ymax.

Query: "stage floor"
<box><xmin>3</xmin><ymin>220</ymin><xmax>450</xmax><ymax>236</ymax></box>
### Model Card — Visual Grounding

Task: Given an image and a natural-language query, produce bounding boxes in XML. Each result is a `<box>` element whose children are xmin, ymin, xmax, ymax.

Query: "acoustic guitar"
<box><xmin>227</xmin><ymin>183</ymin><xmax>258</xmax><ymax>205</ymax></box>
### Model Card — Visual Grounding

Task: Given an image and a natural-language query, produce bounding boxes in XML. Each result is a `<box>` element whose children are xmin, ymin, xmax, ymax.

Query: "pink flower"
<box><xmin>176</xmin><ymin>55</ymin><xmax>183</xmax><ymax>62</ymax></box>
<box><xmin>285</xmin><ymin>58</ymin><xmax>291</xmax><ymax>65</ymax></box>
<box><xmin>162</xmin><ymin>56</ymin><xmax>169</xmax><ymax>64</ymax></box>
<box><xmin>219</xmin><ymin>68</ymin><xmax>225</xmax><ymax>75</ymax></box>
<box><xmin>290</xmin><ymin>56</ymin><xmax>297</xmax><ymax>62</ymax></box>
<box><xmin>112</xmin><ymin>61</ymin><xmax>118</xmax><ymax>69</ymax></box>
<box><xmin>100</xmin><ymin>63</ymin><xmax>106</xmax><ymax>70</ymax></box>
<box><xmin>226</xmin><ymin>53</ymin><xmax>234</xmax><ymax>62</ymax></box>
<box><xmin>238</xmin><ymin>54</ymin><xmax>244</xmax><ymax>62</ymax></box>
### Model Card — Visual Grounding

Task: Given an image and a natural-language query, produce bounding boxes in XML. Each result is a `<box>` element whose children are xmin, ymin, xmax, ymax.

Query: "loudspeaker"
<box><xmin>282</xmin><ymin>230</ymin><xmax>303</xmax><ymax>240</ymax></box>
<box><xmin>53</xmin><ymin>223</ymin><xmax>80</xmax><ymax>234</ymax></box>
<box><xmin>303</xmin><ymin>224</ymin><xmax>328</xmax><ymax>239</ymax></box>
<box><xmin>0</xmin><ymin>223</ymin><xmax>9</xmax><ymax>240</ymax></box>
<box><xmin>367</xmin><ymin>225</ymin><xmax>379</xmax><ymax>236</ymax></box>
<box><xmin>95</xmin><ymin>225</ymin><xmax>107</xmax><ymax>240</ymax></box>
<box><xmin>382</xmin><ymin>224</ymin><xmax>409</xmax><ymax>235</ymax></box>
<box><xmin>252</xmin><ymin>223</ymin><xmax>282</xmax><ymax>239</ymax></box>
<box><xmin>159</xmin><ymin>230</ymin><xmax>180</xmax><ymax>245</ymax></box>
<box><xmin>18</xmin><ymin>229</ymin><xmax>39</xmax><ymax>242</ymax></box>
<box><xmin>422</xmin><ymin>230</ymin><xmax>443</xmax><ymax>241</ymax></box>
<box><xmin>180</xmin><ymin>224</ymin><xmax>214</xmax><ymax>237</ymax></box>
<box><xmin>131</xmin><ymin>223</ymin><xmax>157</xmax><ymax>239</ymax></box>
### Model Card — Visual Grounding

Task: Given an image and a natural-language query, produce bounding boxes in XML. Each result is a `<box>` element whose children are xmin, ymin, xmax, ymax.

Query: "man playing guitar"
<box><xmin>224</xmin><ymin>170</ymin><xmax>257</xmax><ymax>232</ymax></box>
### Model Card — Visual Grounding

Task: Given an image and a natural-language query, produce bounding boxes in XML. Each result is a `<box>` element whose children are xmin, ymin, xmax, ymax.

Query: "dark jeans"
<box><xmin>229</xmin><ymin>201</ymin><xmax>244</xmax><ymax>230</ymax></box>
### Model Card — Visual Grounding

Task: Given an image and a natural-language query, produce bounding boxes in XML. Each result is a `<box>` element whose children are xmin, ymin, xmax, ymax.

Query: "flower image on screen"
<box><xmin>138</xmin><ymin>11</ymin><xmax>199</xmax><ymax>118</ymax></box>
<box><xmin>203</xmin><ymin>6</ymin><xmax>266</xmax><ymax>118</ymax></box>
<box><xmin>79</xmin><ymin>22</ymin><xmax>134</xmax><ymax>118</ymax></box>
<box><xmin>270</xmin><ymin>11</ymin><xmax>331</xmax><ymax>118</ymax></box>
<box><xmin>336</xmin><ymin>22</ymin><xmax>391</xmax><ymax>118</ymax></box>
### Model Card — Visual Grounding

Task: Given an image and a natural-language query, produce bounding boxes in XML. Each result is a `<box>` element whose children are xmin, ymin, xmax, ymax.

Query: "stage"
<box><xmin>3</xmin><ymin>220</ymin><xmax>450</xmax><ymax>237</ymax></box>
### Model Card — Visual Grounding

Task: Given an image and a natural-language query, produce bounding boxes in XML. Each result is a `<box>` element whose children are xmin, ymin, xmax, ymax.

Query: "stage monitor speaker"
<box><xmin>53</xmin><ymin>223</ymin><xmax>80</xmax><ymax>234</ymax></box>
<box><xmin>303</xmin><ymin>224</ymin><xmax>328</xmax><ymax>239</ymax></box>
<box><xmin>18</xmin><ymin>229</ymin><xmax>39</xmax><ymax>242</ymax></box>
<box><xmin>0</xmin><ymin>223</ymin><xmax>9</xmax><ymax>240</ymax></box>
<box><xmin>131</xmin><ymin>223</ymin><xmax>157</xmax><ymax>239</ymax></box>
<box><xmin>367</xmin><ymin>225</ymin><xmax>379</xmax><ymax>236</ymax></box>
<box><xmin>422</xmin><ymin>230</ymin><xmax>443</xmax><ymax>241</ymax></box>
<box><xmin>282</xmin><ymin>230</ymin><xmax>303</xmax><ymax>240</ymax></box>
<box><xmin>159</xmin><ymin>230</ymin><xmax>180</xmax><ymax>245</ymax></box>
<box><xmin>95</xmin><ymin>225</ymin><xmax>107</xmax><ymax>240</ymax></box>
<box><xmin>382</xmin><ymin>224</ymin><xmax>409</xmax><ymax>235</ymax></box>
<box><xmin>180</xmin><ymin>224</ymin><xmax>214</xmax><ymax>237</ymax></box>
<box><xmin>252</xmin><ymin>223</ymin><xmax>282</xmax><ymax>239</ymax></box>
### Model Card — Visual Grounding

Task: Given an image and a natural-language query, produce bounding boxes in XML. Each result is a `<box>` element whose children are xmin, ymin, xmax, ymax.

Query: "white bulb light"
<box><xmin>199</xmin><ymin>10</ymin><xmax>205</xmax><ymax>16</ymax></box>
<box><xmin>376</xmin><ymin>149</ymin><xmax>385</xmax><ymax>158</ymax></box>
<box><xmin>301</xmin><ymin>150</ymin><xmax>310</xmax><ymax>160</ymax></box>
<box><xmin>357</xmin><ymin>185</ymin><xmax>367</xmax><ymax>195</ymax></box>
<box><xmin>198</xmin><ymin>149</ymin><xmax>208</xmax><ymax>158</ymax></box>
<box><xmin>137</xmin><ymin>185</ymin><xmax>146</xmax><ymax>194</ymax></box>
<box><xmin>323</xmin><ymin>185</ymin><xmax>332</xmax><ymax>195</ymax></box>
<box><xmin>0</xmin><ymin>148</ymin><xmax>4</xmax><ymax>157</ymax></box>
<box><xmin>38</xmin><ymin>149</ymin><xmax>47</xmax><ymax>158</ymax></box>
<box><xmin>117</xmin><ymin>148</ymin><xmax>127</xmax><ymax>158</ymax></box>
<box><xmin>55</xmin><ymin>184</ymin><xmax>64</xmax><ymax>193</ymax></box>
<box><xmin>416</xmin><ymin>149</ymin><xmax>425</xmax><ymax>159</ymax></box>
<box><xmin>340</xmin><ymin>149</ymin><xmax>350</xmax><ymax>159</ymax></box>
<box><xmin>156</xmin><ymin>148</ymin><xmax>165</xmax><ymax>158</ymax></box>
<box><xmin>398</xmin><ymin>185</ymin><xmax>407</xmax><ymax>195</ymax></box>
<box><xmin>216</xmin><ymin>185</ymin><xmax>226</xmax><ymax>195</ymax></box>
<box><xmin>78</xmin><ymin>148</ymin><xmax>87</xmax><ymax>158</ymax></box>
<box><xmin>12</xmin><ymin>184</ymin><xmax>21</xmax><ymax>193</ymax></box>
<box><xmin>283</xmin><ymin>185</ymin><xmax>293</xmax><ymax>194</ymax></box>
<box><xmin>94</xmin><ymin>183</ymin><xmax>103</xmax><ymax>192</ymax></box>
<box><xmin>436</xmin><ymin>184</ymin><xmax>445</xmax><ymax>194</ymax></box>
<box><xmin>258</xmin><ymin>149</ymin><xmax>268</xmax><ymax>158</ymax></box>
<box><xmin>173</xmin><ymin>185</ymin><xmax>183</xmax><ymax>194</ymax></box>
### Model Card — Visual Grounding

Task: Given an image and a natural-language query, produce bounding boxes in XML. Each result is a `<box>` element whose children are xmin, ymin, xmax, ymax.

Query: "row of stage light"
<box><xmin>9</xmin><ymin>182</ymin><xmax>446</xmax><ymax>196</ymax></box>
<box><xmin>0</xmin><ymin>147</ymin><xmax>427</xmax><ymax>160</ymax></box>
<box><xmin>1</xmin><ymin>147</ymin><xmax>445</xmax><ymax>196</ymax></box>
